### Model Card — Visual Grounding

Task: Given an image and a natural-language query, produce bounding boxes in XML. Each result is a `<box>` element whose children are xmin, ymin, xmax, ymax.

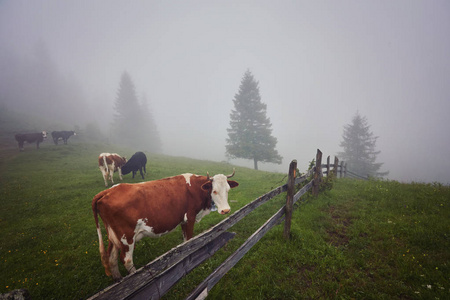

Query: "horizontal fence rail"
<box><xmin>88</xmin><ymin>150</ymin><xmax>368</xmax><ymax>300</ymax></box>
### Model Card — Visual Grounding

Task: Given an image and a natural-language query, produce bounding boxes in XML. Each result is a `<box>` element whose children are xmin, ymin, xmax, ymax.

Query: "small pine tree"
<box><xmin>339</xmin><ymin>112</ymin><xmax>388</xmax><ymax>178</ymax></box>
<box><xmin>226</xmin><ymin>70</ymin><xmax>282</xmax><ymax>170</ymax></box>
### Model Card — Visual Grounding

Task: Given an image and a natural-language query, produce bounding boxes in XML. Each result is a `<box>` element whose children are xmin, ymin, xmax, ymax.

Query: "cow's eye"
<box><xmin>213</xmin><ymin>190</ymin><xmax>218</xmax><ymax>194</ymax></box>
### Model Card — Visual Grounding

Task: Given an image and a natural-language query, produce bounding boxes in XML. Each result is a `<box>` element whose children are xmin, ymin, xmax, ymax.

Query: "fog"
<box><xmin>1</xmin><ymin>0</ymin><xmax>449</xmax><ymax>183</ymax></box>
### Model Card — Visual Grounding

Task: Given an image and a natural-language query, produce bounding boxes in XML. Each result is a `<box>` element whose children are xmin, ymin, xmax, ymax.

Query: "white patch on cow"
<box><xmin>120</xmin><ymin>234</ymin><xmax>135</xmax><ymax>272</ymax></box>
<box><xmin>132</xmin><ymin>218</ymin><xmax>174</xmax><ymax>241</ymax></box>
<box><xmin>182</xmin><ymin>173</ymin><xmax>193</xmax><ymax>186</ymax></box>
<box><xmin>196</xmin><ymin>208</ymin><xmax>211</xmax><ymax>223</ymax></box>
<box><xmin>183</xmin><ymin>213</ymin><xmax>188</xmax><ymax>223</ymax></box>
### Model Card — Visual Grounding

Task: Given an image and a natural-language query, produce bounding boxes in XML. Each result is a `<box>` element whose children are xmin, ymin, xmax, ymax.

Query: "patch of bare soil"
<box><xmin>325</xmin><ymin>205</ymin><xmax>353</xmax><ymax>247</ymax></box>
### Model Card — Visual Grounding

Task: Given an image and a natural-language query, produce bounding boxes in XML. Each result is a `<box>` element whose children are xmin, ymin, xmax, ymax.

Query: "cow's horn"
<box><xmin>227</xmin><ymin>168</ymin><xmax>236</xmax><ymax>178</ymax></box>
<box><xmin>206</xmin><ymin>172</ymin><xmax>213</xmax><ymax>181</ymax></box>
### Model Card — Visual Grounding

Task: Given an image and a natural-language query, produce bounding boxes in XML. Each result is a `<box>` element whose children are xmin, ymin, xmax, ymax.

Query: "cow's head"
<box><xmin>201</xmin><ymin>169</ymin><xmax>239</xmax><ymax>215</ymax></box>
<box><xmin>42</xmin><ymin>131</ymin><xmax>48</xmax><ymax>138</ymax></box>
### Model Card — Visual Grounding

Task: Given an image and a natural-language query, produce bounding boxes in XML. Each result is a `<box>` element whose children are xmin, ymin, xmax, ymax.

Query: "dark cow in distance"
<box><xmin>52</xmin><ymin>131</ymin><xmax>76</xmax><ymax>145</ymax></box>
<box><xmin>14</xmin><ymin>131</ymin><xmax>47</xmax><ymax>151</ymax></box>
<box><xmin>121</xmin><ymin>151</ymin><xmax>147</xmax><ymax>179</ymax></box>
<box><xmin>92</xmin><ymin>170</ymin><xmax>239</xmax><ymax>280</ymax></box>
<box><xmin>98</xmin><ymin>153</ymin><xmax>127</xmax><ymax>187</ymax></box>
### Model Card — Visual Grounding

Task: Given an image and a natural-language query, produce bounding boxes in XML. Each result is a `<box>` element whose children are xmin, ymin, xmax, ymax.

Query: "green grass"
<box><xmin>0</xmin><ymin>141</ymin><xmax>286</xmax><ymax>299</ymax></box>
<box><xmin>1</xmin><ymin>142</ymin><xmax>449</xmax><ymax>299</ymax></box>
<box><xmin>206</xmin><ymin>179</ymin><xmax>450</xmax><ymax>299</ymax></box>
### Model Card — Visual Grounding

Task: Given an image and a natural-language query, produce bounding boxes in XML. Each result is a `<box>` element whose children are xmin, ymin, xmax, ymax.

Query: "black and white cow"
<box><xmin>121</xmin><ymin>151</ymin><xmax>147</xmax><ymax>179</ymax></box>
<box><xmin>51</xmin><ymin>131</ymin><xmax>76</xmax><ymax>145</ymax></box>
<box><xmin>14</xmin><ymin>131</ymin><xmax>47</xmax><ymax>151</ymax></box>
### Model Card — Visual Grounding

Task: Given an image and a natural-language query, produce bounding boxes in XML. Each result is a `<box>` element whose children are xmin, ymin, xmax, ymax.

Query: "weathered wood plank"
<box><xmin>293</xmin><ymin>181</ymin><xmax>313</xmax><ymax>204</ymax></box>
<box><xmin>127</xmin><ymin>232</ymin><xmax>235</xmax><ymax>300</ymax></box>
<box><xmin>186</xmin><ymin>205</ymin><xmax>287</xmax><ymax>300</ymax></box>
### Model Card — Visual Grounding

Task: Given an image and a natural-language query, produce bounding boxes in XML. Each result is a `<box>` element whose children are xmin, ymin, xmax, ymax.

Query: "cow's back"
<box><xmin>96</xmin><ymin>176</ymin><xmax>199</xmax><ymax>234</ymax></box>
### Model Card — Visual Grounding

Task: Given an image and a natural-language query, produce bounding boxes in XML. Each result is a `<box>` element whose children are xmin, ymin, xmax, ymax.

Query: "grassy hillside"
<box><xmin>205</xmin><ymin>179</ymin><xmax>450</xmax><ymax>299</ymax></box>
<box><xmin>1</xmin><ymin>141</ymin><xmax>449</xmax><ymax>299</ymax></box>
<box><xmin>0</xmin><ymin>141</ymin><xmax>287</xmax><ymax>299</ymax></box>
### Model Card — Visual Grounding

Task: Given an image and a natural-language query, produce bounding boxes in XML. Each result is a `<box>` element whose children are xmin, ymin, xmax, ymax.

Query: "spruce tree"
<box><xmin>112</xmin><ymin>72</ymin><xmax>161</xmax><ymax>152</ymax></box>
<box><xmin>339</xmin><ymin>112</ymin><xmax>388</xmax><ymax>178</ymax></box>
<box><xmin>226</xmin><ymin>70</ymin><xmax>282</xmax><ymax>170</ymax></box>
<box><xmin>112</xmin><ymin>71</ymin><xmax>140</xmax><ymax>146</ymax></box>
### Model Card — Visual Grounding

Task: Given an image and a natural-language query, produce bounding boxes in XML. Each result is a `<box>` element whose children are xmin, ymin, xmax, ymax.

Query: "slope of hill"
<box><xmin>1</xmin><ymin>141</ymin><xmax>448</xmax><ymax>299</ymax></box>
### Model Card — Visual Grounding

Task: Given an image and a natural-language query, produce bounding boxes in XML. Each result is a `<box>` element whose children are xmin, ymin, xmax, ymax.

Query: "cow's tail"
<box><xmin>102</xmin><ymin>155</ymin><xmax>109</xmax><ymax>174</ymax></box>
<box><xmin>92</xmin><ymin>193</ymin><xmax>112</xmax><ymax>277</ymax></box>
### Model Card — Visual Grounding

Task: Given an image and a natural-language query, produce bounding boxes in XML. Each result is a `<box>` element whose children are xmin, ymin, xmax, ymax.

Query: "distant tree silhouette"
<box><xmin>339</xmin><ymin>112</ymin><xmax>388</xmax><ymax>178</ymax></box>
<box><xmin>112</xmin><ymin>72</ymin><xmax>161</xmax><ymax>152</ymax></box>
<box><xmin>226</xmin><ymin>70</ymin><xmax>282</xmax><ymax>170</ymax></box>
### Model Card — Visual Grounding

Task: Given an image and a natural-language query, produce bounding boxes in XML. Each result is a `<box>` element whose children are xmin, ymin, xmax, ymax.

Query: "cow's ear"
<box><xmin>228</xmin><ymin>180</ymin><xmax>239</xmax><ymax>188</ymax></box>
<box><xmin>201</xmin><ymin>181</ymin><xmax>212</xmax><ymax>191</ymax></box>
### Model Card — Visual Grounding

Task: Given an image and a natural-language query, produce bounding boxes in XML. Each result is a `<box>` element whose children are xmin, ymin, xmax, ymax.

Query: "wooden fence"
<box><xmin>88</xmin><ymin>149</ymin><xmax>365</xmax><ymax>300</ymax></box>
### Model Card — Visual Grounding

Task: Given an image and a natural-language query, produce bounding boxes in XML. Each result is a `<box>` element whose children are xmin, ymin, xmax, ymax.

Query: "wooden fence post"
<box><xmin>313</xmin><ymin>149</ymin><xmax>322</xmax><ymax>197</ymax></box>
<box><xmin>333</xmin><ymin>156</ymin><xmax>339</xmax><ymax>178</ymax></box>
<box><xmin>326</xmin><ymin>156</ymin><xmax>330</xmax><ymax>177</ymax></box>
<box><xmin>340</xmin><ymin>161</ymin><xmax>344</xmax><ymax>178</ymax></box>
<box><xmin>284</xmin><ymin>160</ymin><xmax>297</xmax><ymax>240</ymax></box>
<box><xmin>344</xmin><ymin>162</ymin><xmax>347</xmax><ymax>178</ymax></box>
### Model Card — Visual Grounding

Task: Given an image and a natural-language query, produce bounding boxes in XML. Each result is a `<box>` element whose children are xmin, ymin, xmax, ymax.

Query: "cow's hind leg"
<box><xmin>120</xmin><ymin>242</ymin><xmax>136</xmax><ymax>275</ymax></box>
<box><xmin>106</xmin><ymin>227</ymin><xmax>122</xmax><ymax>280</ymax></box>
<box><xmin>139</xmin><ymin>167</ymin><xmax>145</xmax><ymax>179</ymax></box>
<box><xmin>109</xmin><ymin>169</ymin><xmax>115</xmax><ymax>184</ymax></box>
<box><xmin>101</xmin><ymin>169</ymin><xmax>108</xmax><ymax>187</ymax></box>
<box><xmin>107</xmin><ymin>241</ymin><xmax>122</xmax><ymax>281</ymax></box>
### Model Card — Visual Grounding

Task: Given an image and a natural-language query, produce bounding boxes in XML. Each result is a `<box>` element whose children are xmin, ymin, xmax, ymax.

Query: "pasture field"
<box><xmin>0</xmin><ymin>141</ymin><xmax>286</xmax><ymax>299</ymax></box>
<box><xmin>1</xmin><ymin>141</ymin><xmax>449</xmax><ymax>299</ymax></box>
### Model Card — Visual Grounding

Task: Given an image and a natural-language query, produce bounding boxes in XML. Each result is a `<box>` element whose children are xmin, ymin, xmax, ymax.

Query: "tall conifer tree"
<box><xmin>112</xmin><ymin>72</ymin><xmax>161</xmax><ymax>152</ymax></box>
<box><xmin>339</xmin><ymin>112</ymin><xmax>388</xmax><ymax>177</ymax></box>
<box><xmin>112</xmin><ymin>71</ymin><xmax>140</xmax><ymax>145</ymax></box>
<box><xmin>226</xmin><ymin>70</ymin><xmax>282</xmax><ymax>170</ymax></box>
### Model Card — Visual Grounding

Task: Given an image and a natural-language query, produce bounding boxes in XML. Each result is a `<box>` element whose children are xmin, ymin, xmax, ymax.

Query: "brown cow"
<box><xmin>14</xmin><ymin>131</ymin><xmax>47</xmax><ymax>151</ymax></box>
<box><xmin>92</xmin><ymin>170</ymin><xmax>239</xmax><ymax>280</ymax></box>
<box><xmin>98</xmin><ymin>153</ymin><xmax>127</xmax><ymax>187</ymax></box>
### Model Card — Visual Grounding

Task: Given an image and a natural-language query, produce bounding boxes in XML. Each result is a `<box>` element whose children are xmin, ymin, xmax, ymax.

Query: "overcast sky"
<box><xmin>1</xmin><ymin>0</ymin><xmax>449</xmax><ymax>183</ymax></box>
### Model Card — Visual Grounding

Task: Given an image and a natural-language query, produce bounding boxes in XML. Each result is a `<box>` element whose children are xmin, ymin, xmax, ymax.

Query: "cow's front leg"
<box><xmin>181</xmin><ymin>219</ymin><xmax>195</xmax><ymax>242</ymax></box>
<box><xmin>118</xmin><ymin>168</ymin><xmax>123</xmax><ymax>181</ymax></box>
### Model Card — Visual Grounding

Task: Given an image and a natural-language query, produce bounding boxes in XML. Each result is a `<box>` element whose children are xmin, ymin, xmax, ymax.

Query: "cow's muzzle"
<box><xmin>220</xmin><ymin>209</ymin><xmax>230</xmax><ymax>215</ymax></box>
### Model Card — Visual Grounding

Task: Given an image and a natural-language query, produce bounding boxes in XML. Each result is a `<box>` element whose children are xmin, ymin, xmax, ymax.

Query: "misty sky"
<box><xmin>1</xmin><ymin>0</ymin><xmax>450</xmax><ymax>183</ymax></box>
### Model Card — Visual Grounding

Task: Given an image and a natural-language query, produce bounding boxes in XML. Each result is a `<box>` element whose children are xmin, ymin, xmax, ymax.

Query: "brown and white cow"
<box><xmin>14</xmin><ymin>131</ymin><xmax>47</xmax><ymax>151</ymax></box>
<box><xmin>98</xmin><ymin>153</ymin><xmax>127</xmax><ymax>187</ymax></box>
<box><xmin>92</xmin><ymin>170</ymin><xmax>239</xmax><ymax>280</ymax></box>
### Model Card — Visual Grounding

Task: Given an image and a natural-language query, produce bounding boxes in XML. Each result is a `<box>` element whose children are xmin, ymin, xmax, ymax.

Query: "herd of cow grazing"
<box><xmin>14</xmin><ymin>130</ymin><xmax>76</xmax><ymax>151</ymax></box>
<box><xmin>13</xmin><ymin>130</ymin><xmax>240</xmax><ymax>281</ymax></box>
